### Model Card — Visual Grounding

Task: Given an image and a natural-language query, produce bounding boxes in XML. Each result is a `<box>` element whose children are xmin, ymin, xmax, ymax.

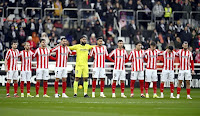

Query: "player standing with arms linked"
<box><xmin>51</xmin><ymin>37</ymin><xmax>73</xmax><ymax>98</ymax></box>
<box><xmin>5</xmin><ymin>40</ymin><xmax>20</xmax><ymax>97</ymax></box>
<box><xmin>19</xmin><ymin>42</ymin><xmax>34</xmax><ymax>98</ymax></box>
<box><xmin>176</xmin><ymin>42</ymin><xmax>195</xmax><ymax>99</ymax></box>
<box><xmin>144</xmin><ymin>41</ymin><xmax>161</xmax><ymax>98</ymax></box>
<box><xmin>159</xmin><ymin>46</ymin><xmax>176</xmax><ymax>98</ymax></box>
<box><xmin>33</xmin><ymin>39</ymin><xmax>55</xmax><ymax>97</ymax></box>
<box><xmin>128</xmin><ymin>42</ymin><xmax>145</xmax><ymax>98</ymax></box>
<box><xmin>89</xmin><ymin>37</ymin><xmax>114</xmax><ymax>98</ymax></box>
<box><xmin>69</xmin><ymin>35</ymin><xmax>95</xmax><ymax>98</ymax></box>
<box><xmin>109</xmin><ymin>40</ymin><xmax>128</xmax><ymax>98</ymax></box>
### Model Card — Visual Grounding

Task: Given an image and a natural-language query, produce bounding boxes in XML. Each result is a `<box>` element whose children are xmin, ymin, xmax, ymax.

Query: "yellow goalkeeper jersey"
<box><xmin>69</xmin><ymin>44</ymin><xmax>95</xmax><ymax>66</ymax></box>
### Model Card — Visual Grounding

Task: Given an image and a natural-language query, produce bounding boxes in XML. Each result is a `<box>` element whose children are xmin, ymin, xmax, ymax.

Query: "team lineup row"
<box><xmin>4</xmin><ymin>35</ymin><xmax>194</xmax><ymax>99</ymax></box>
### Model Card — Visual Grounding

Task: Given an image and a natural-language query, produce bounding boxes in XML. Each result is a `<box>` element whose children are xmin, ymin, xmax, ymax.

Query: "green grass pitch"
<box><xmin>0</xmin><ymin>86</ymin><xmax>200</xmax><ymax>116</ymax></box>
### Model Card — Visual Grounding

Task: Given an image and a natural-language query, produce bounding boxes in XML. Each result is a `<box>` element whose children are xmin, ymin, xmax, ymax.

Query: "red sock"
<box><xmin>186</xmin><ymin>89</ymin><xmax>190</xmax><ymax>95</ymax></box>
<box><xmin>153</xmin><ymin>82</ymin><xmax>157</xmax><ymax>94</ymax></box>
<box><xmin>54</xmin><ymin>81</ymin><xmax>58</xmax><ymax>94</ymax></box>
<box><xmin>20</xmin><ymin>81</ymin><xmax>24</xmax><ymax>93</ymax></box>
<box><xmin>35</xmin><ymin>82</ymin><xmax>40</xmax><ymax>95</ymax></box>
<box><xmin>170</xmin><ymin>83</ymin><xmax>174</xmax><ymax>93</ymax></box>
<box><xmin>43</xmin><ymin>81</ymin><xmax>48</xmax><ymax>95</ymax></box>
<box><xmin>14</xmin><ymin>83</ymin><xmax>18</xmax><ymax>94</ymax></box>
<box><xmin>145</xmin><ymin>82</ymin><xmax>149</xmax><ymax>94</ymax></box>
<box><xmin>139</xmin><ymin>80</ymin><xmax>144</xmax><ymax>94</ymax></box>
<box><xmin>6</xmin><ymin>83</ymin><xmax>10</xmax><ymax>94</ymax></box>
<box><xmin>92</xmin><ymin>80</ymin><xmax>96</xmax><ymax>92</ymax></box>
<box><xmin>100</xmin><ymin>80</ymin><xmax>104</xmax><ymax>92</ymax></box>
<box><xmin>62</xmin><ymin>81</ymin><xmax>66</xmax><ymax>93</ymax></box>
<box><xmin>160</xmin><ymin>83</ymin><xmax>164</xmax><ymax>93</ymax></box>
<box><xmin>121</xmin><ymin>82</ymin><xmax>125</xmax><ymax>93</ymax></box>
<box><xmin>177</xmin><ymin>87</ymin><xmax>181</xmax><ymax>94</ymax></box>
<box><xmin>130</xmin><ymin>80</ymin><xmax>135</xmax><ymax>94</ymax></box>
<box><xmin>27</xmin><ymin>81</ymin><xmax>30</xmax><ymax>93</ymax></box>
<box><xmin>112</xmin><ymin>82</ymin><xmax>116</xmax><ymax>93</ymax></box>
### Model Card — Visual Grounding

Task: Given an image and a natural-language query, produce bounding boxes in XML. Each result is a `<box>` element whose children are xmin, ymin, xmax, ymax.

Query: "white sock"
<box><xmin>84</xmin><ymin>93</ymin><xmax>87</xmax><ymax>95</ymax></box>
<box><xmin>27</xmin><ymin>93</ymin><xmax>30</xmax><ymax>95</ymax></box>
<box><xmin>100</xmin><ymin>92</ymin><xmax>103</xmax><ymax>95</ymax></box>
<box><xmin>121</xmin><ymin>93</ymin><xmax>124</xmax><ymax>96</ymax></box>
<box><xmin>170</xmin><ymin>93</ymin><xmax>173</xmax><ymax>96</ymax></box>
<box><xmin>161</xmin><ymin>92</ymin><xmax>164</xmax><ymax>96</ymax></box>
<box><xmin>154</xmin><ymin>93</ymin><xmax>157</xmax><ymax>95</ymax></box>
<box><xmin>187</xmin><ymin>95</ymin><xmax>190</xmax><ymax>97</ymax></box>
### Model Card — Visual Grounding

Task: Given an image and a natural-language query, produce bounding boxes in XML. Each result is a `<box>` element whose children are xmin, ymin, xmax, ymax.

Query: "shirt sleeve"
<box><xmin>89</xmin><ymin>48</ymin><xmax>94</xmax><ymax>57</ymax></box>
<box><xmin>50</xmin><ymin>46</ymin><xmax>58</xmax><ymax>53</ymax></box>
<box><xmin>69</xmin><ymin>45</ymin><xmax>77</xmax><ymax>50</ymax></box>
<box><xmin>68</xmin><ymin>47</ymin><xmax>72</xmax><ymax>55</ymax></box>
<box><xmin>5</xmin><ymin>50</ymin><xmax>10</xmax><ymax>60</ymax></box>
<box><xmin>89</xmin><ymin>45</ymin><xmax>96</xmax><ymax>50</ymax></box>
<box><xmin>109</xmin><ymin>50</ymin><xmax>115</xmax><ymax>58</ymax></box>
<box><xmin>125</xmin><ymin>50</ymin><xmax>128</xmax><ymax>59</ymax></box>
<box><xmin>128</xmin><ymin>51</ymin><xmax>133</xmax><ymax>61</ymax></box>
<box><xmin>33</xmin><ymin>49</ymin><xmax>38</xmax><ymax>57</ymax></box>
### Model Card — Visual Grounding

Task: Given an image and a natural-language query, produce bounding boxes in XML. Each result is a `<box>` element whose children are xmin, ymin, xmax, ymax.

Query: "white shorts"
<box><xmin>93</xmin><ymin>68</ymin><xmax>106</xmax><ymax>78</ymax></box>
<box><xmin>161</xmin><ymin>70</ymin><xmax>174</xmax><ymax>82</ymax></box>
<box><xmin>7</xmin><ymin>70</ymin><xmax>18</xmax><ymax>80</ymax></box>
<box><xmin>113</xmin><ymin>70</ymin><xmax>126</xmax><ymax>81</ymax></box>
<box><xmin>55</xmin><ymin>67</ymin><xmax>68</xmax><ymax>79</ymax></box>
<box><xmin>131</xmin><ymin>71</ymin><xmax>144</xmax><ymax>80</ymax></box>
<box><xmin>145</xmin><ymin>69</ymin><xmax>157</xmax><ymax>82</ymax></box>
<box><xmin>178</xmin><ymin>70</ymin><xmax>192</xmax><ymax>81</ymax></box>
<box><xmin>36</xmin><ymin>69</ymin><xmax>49</xmax><ymax>80</ymax></box>
<box><xmin>20</xmin><ymin>71</ymin><xmax>32</xmax><ymax>82</ymax></box>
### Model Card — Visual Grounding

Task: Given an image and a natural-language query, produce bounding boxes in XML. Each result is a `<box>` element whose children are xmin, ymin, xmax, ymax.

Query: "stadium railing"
<box><xmin>190</xmin><ymin>11</ymin><xmax>200</xmax><ymax>28</ymax></box>
<box><xmin>172</xmin><ymin>11</ymin><xmax>189</xmax><ymax>24</ymax></box>
<box><xmin>136</xmin><ymin>10</ymin><xmax>153</xmax><ymax>28</ymax></box>
<box><xmin>6</xmin><ymin>7</ymin><xmax>23</xmax><ymax>17</ymax></box>
<box><xmin>0</xmin><ymin>7</ymin><xmax>4</xmax><ymax>19</ymax></box>
<box><xmin>43</xmin><ymin>8</ymin><xmax>60</xmax><ymax>20</ymax></box>
<box><xmin>25</xmin><ymin>7</ymin><xmax>42</xmax><ymax>20</ymax></box>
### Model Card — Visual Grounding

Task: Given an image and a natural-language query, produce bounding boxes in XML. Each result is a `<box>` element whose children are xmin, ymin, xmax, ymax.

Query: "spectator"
<box><xmin>190</xmin><ymin>30</ymin><xmax>198</xmax><ymax>50</ymax></box>
<box><xmin>74</xmin><ymin>27</ymin><xmax>83</xmax><ymax>43</ymax></box>
<box><xmin>167</xmin><ymin>22</ymin><xmax>175</xmax><ymax>32</ymax></box>
<box><xmin>106</xmin><ymin>39</ymin><xmax>115</xmax><ymax>53</ymax></box>
<box><xmin>133</xmin><ymin>31</ymin><xmax>145</xmax><ymax>44</ymax></box>
<box><xmin>17</xmin><ymin>27</ymin><xmax>26</xmax><ymax>50</ymax></box>
<box><xmin>174</xmin><ymin>37</ymin><xmax>182</xmax><ymax>49</ymax></box>
<box><xmin>27</xmin><ymin>18</ymin><xmax>36</xmax><ymax>35</ymax></box>
<box><xmin>174</xmin><ymin>20</ymin><xmax>184</xmax><ymax>35</ymax></box>
<box><xmin>18</xmin><ymin>18</ymin><xmax>27</xmax><ymax>30</ymax></box>
<box><xmin>27</xmin><ymin>36</ymin><xmax>36</xmax><ymax>51</ymax></box>
<box><xmin>125</xmin><ymin>0</ymin><xmax>135</xmax><ymax>22</ymax></box>
<box><xmin>32</xmin><ymin>32</ymin><xmax>40</xmax><ymax>45</ymax></box>
<box><xmin>172</xmin><ymin>0</ymin><xmax>182</xmax><ymax>20</ymax></box>
<box><xmin>94</xmin><ymin>0</ymin><xmax>104</xmax><ymax>18</ymax></box>
<box><xmin>36</xmin><ymin>19</ymin><xmax>44</xmax><ymax>35</ymax></box>
<box><xmin>136</xmin><ymin>0</ymin><xmax>144</xmax><ymax>10</ymax></box>
<box><xmin>152</xmin><ymin>1</ymin><xmax>164</xmax><ymax>20</ymax></box>
<box><xmin>12</xmin><ymin>18</ymin><xmax>18</xmax><ymax>31</ymax></box>
<box><xmin>54</xmin><ymin>20</ymin><xmax>63</xmax><ymax>35</ymax></box>
<box><xmin>195</xmin><ymin>48</ymin><xmax>200</xmax><ymax>63</ymax></box>
<box><xmin>44</xmin><ymin>19</ymin><xmax>53</xmax><ymax>34</ymax></box>
<box><xmin>7</xmin><ymin>25</ymin><xmax>17</xmax><ymax>45</ymax></box>
<box><xmin>82</xmin><ymin>0</ymin><xmax>92</xmax><ymax>19</ymax></box>
<box><xmin>180</xmin><ymin>26</ymin><xmax>192</xmax><ymax>43</ymax></box>
<box><xmin>84</xmin><ymin>26</ymin><xmax>92</xmax><ymax>39</ymax></box>
<box><xmin>127</xmin><ymin>20</ymin><xmax>137</xmax><ymax>44</ymax></box>
<box><xmin>106</xmin><ymin>9</ymin><xmax>114</xmax><ymax>28</ymax></box>
<box><xmin>41</xmin><ymin>32</ymin><xmax>50</xmax><ymax>45</ymax></box>
<box><xmin>182</xmin><ymin>0</ymin><xmax>192</xmax><ymax>24</ymax></box>
<box><xmin>3</xmin><ymin>17</ymin><xmax>10</xmax><ymax>35</ymax></box>
<box><xmin>54</xmin><ymin>0</ymin><xmax>63</xmax><ymax>17</ymax></box>
<box><xmin>89</xmin><ymin>33</ymin><xmax>96</xmax><ymax>45</ymax></box>
<box><xmin>156</xmin><ymin>19</ymin><xmax>166</xmax><ymax>35</ymax></box>
<box><xmin>164</xmin><ymin>4</ymin><xmax>172</xmax><ymax>21</ymax></box>
<box><xmin>151</xmin><ymin>29</ymin><xmax>159</xmax><ymax>42</ymax></box>
<box><xmin>66</xmin><ymin>0</ymin><xmax>77</xmax><ymax>28</ymax></box>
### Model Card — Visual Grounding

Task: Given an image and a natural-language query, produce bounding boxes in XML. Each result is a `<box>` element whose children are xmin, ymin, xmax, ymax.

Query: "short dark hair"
<box><xmin>11</xmin><ymin>40</ymin><xmax>18</xmax><ymax>45</ymax></box>
<box><xmin>135</xmin><ymin>41</ymin><xmax>142</xmax><ymax>45</ymax></box>
<box><xmin>40</xmin><ymin>39</ymin><xmax>45</xmax><ymax>43</ymax></box>
<box><xmin>81</xmin><ymin>35</ymin><xmax>87</xmax><ymax>39</ymax></box>
<box><xmin>97</xmin><ymin>37</ymin><xmax>103</xmax><ymax>40</ymax></box>
<box><xmin>118</xmin><ymin>40</ymin><xmax>123</xmax><ymax>43</ymax></box>
<box><xmin>150</xmin><ymin>41</ymin><xmax>156</xmax><ymax>46</ymax></box>
<box><xmin>168</xmin><ymin>46</ymin><xmax>174</xmax><ymax>51</ymax></box>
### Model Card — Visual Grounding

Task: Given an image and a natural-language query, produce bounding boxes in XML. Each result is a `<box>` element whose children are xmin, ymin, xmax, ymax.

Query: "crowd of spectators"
<box><xmin>0</xmin><ymin>0</ymin><xmax>200</xmax><ymax>62</ymax></box>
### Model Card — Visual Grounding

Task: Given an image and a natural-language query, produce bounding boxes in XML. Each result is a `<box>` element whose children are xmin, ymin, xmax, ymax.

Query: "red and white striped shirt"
<box><xmin>19</xmin><ymin>50</ymin><xmax>34</xmax><ymax>71</ymax></box>
<box><xmin>128</xmin><ymin>49</ymin><xmax>145</xmax><ymax>71</ymax></box>
<box><xmin>5</xmin><ymin>49</ymin><xmax>19</xmax><ymax>71</ymax></box>
<box><xmin>50</xmin><ymin>45</ymin><xmax>72</xmax><ymax>67</ymax></box>
<box><xmin>145</xmin><ymin>49</ymin><xmax>161</xmax><ymax>69</ymax></box>
<box><xmin>176</xmin><ymin>49</ymin><xmax>193</xmax><ymax>70</ymax></box>
<box><xmin>109</xmin><ymin>48</ymin><xmax>128</xmax><ymax>70</ymax></box>
<box><xmin>89</xmin><ymin>46</ymin><xmax>108</xmax><ymax>68</ymax></box>
<box><xmin>161</xmin><ymin>51</ymin><xmax>176</xmax><ymax>70</ymax></box>
<box><xmin>33</xmin><ymin>47</ymin><xmax>50</xmax><ymax>69</ymax></box>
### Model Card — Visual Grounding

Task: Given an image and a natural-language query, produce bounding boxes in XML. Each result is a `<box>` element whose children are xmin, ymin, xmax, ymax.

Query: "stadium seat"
<box><xmin>124</xmin><ymin>44</ymin><xmax>132</xmax><ymax>51</ymax></box>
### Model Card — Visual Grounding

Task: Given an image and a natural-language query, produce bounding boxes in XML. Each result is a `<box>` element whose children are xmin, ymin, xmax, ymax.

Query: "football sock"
<box><xmin>177</xmin><ymin>87</ymin><xmax>181</xmax><ymax>94</ymax></box>
<box><xmin>62</xmin><ymin>81</ymin><xmax>66</xmax><ymax>93</ymax></box>
<box><xmin>84</xmin><ymin>81</ymin><xmax>88</xmax><ymax>95</ymax></box>
<box><xmin>100</xmin><ymin>80</ymin><xmax>104</xmax><ymax>92</ymax></box>
<box><xmin>14</xmin><ymin>83</ymin><xmax>18</xmax><ymax>94</ymax></box>
<box><xmin>112</xmin><ymin>82</ymin><xmax>116</xmax><ymax>93</ymax></box>
<box><xmin>20</xmin><ymin>81</ymin><xmax>24</xmax><ymax>93</ymax></box>
<box><xmin>160</xmin><ymin>83</ymin><xmax>164</xmax><ymax>93</ymax></box>
<box><xmin>186</xmin><ymin>89</ymin><xmax>190</xmax><ymax>95</ymax></box>
<box><xmin>145</xmin><ymin>82</ymin><xmax>149</xmax><ymax>94</ymax></box>
<box><xmin>73</xmin><ymin>81</ymin><xmax>78</xmax><ymax>94</ymax></box>
<box><xmin>27</xmin><ymin>81</ymin><xmax>31</xmax><ymax>94</ymax></box>
<box><xmin>170</xmin><ymin>83</ymin><xmax>174</xmax><ymax>94</ymax></box>
<box><xmin>36</xmin><ymin>81</ymin><xmax>40</xmax><ymax>95</ymax></box>
<box><xmin>153</xmin><ymin>82</ymin><xmax>157</xmax><ymax>94</ymax></box>
<box><xmin>54</xmin><ymin>81</ymin><xmax>58</xmax><ymax>94</ymax></box>
<box><xmin>6</xmin><ymin>83</ymin><xmax>10</xmax><ymax>94</ymax></box>
<box><xmin>92</xmin><ymin>80</ymin><xmax>96</xmax><ymax>92</ymax></box>
<box><xmin>130</xmin><ymin>80</ymin><xmax>135</xmax><ymax>94</ymax></box>
<box><xmin>139</xmin><ymin>80</ymin><xmax>144</xmax><ymax>95</ymax></box>
<box><xmin>43</xmin><ymin>81</ymin><xmax>48</xmax><ymax>95</ymax></box>
<box><xmin>121</xmin><ymin>82</ymin><xmax>125</xmax><ymax>93</ymax></box>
